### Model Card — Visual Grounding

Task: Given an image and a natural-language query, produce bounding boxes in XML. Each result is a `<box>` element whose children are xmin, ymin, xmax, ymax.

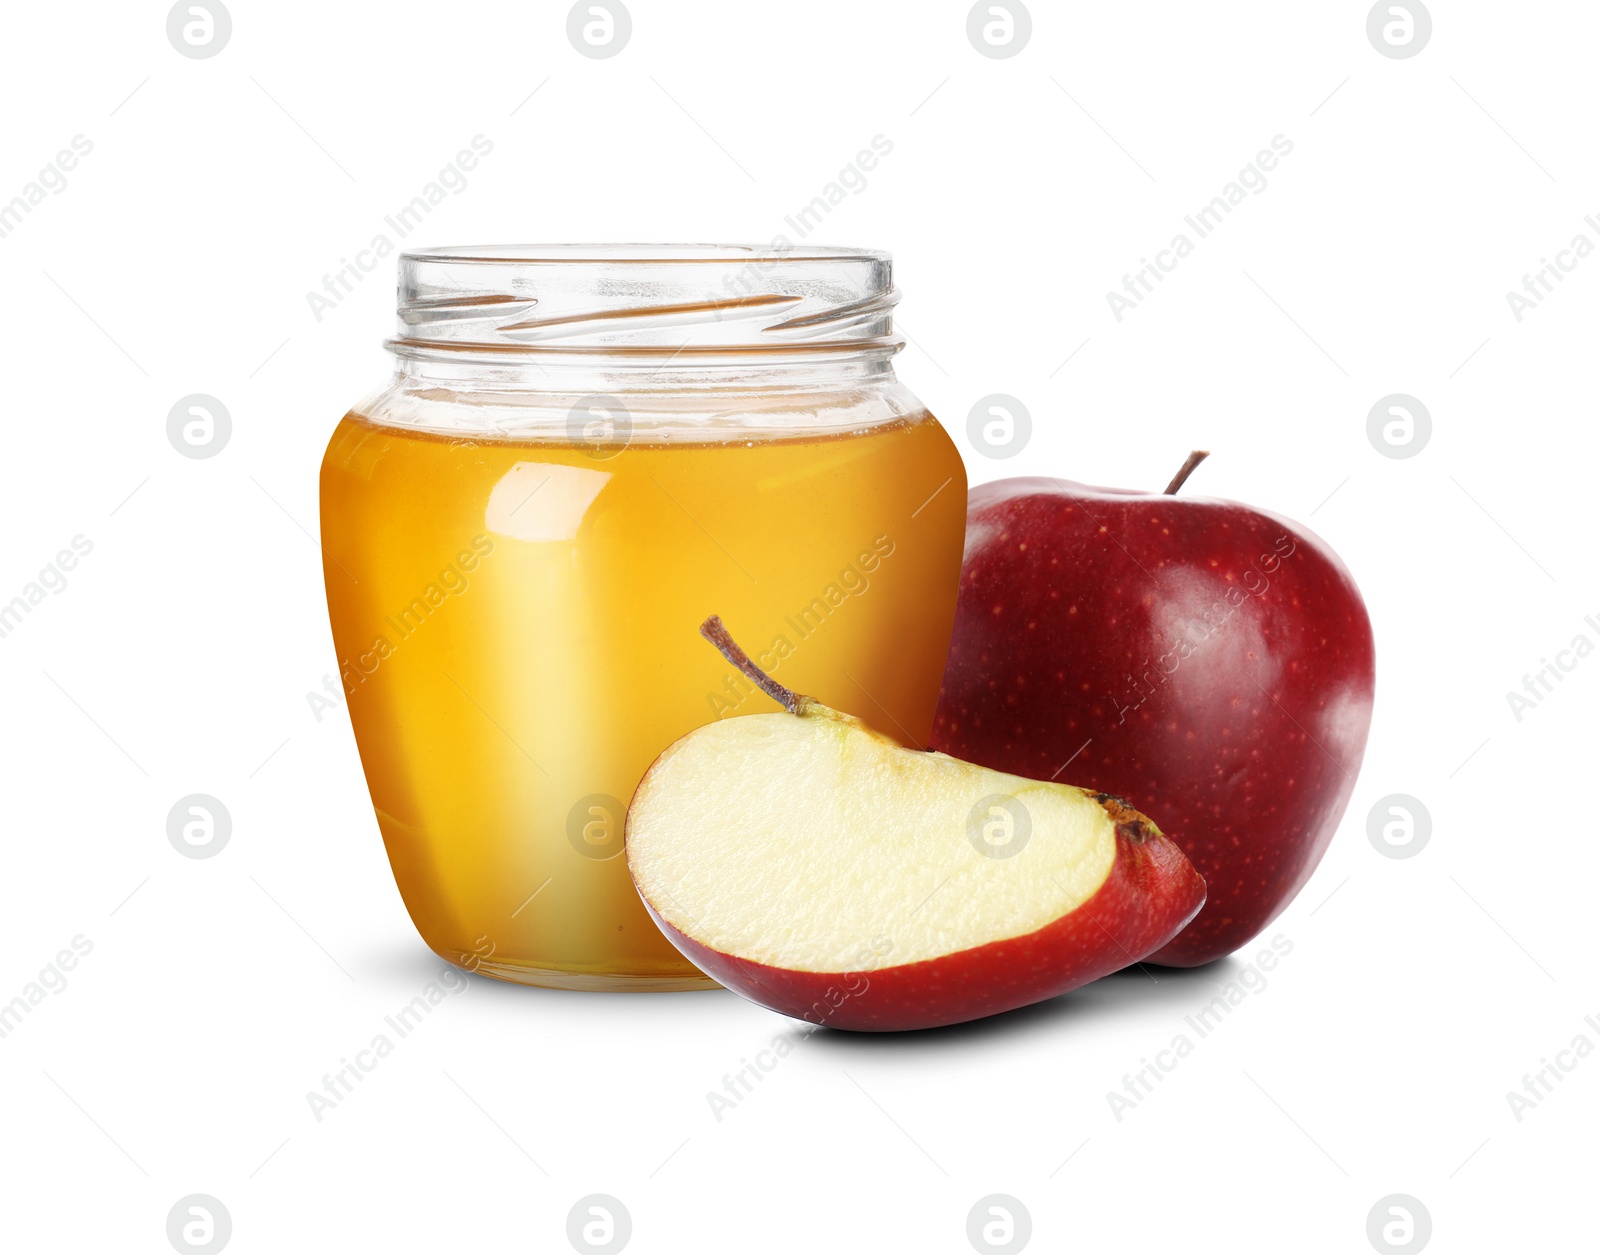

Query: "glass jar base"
<box><xmin>468</xmin><ymin>957</ymin><xmax>721</xmax><ymax>992</ymax></box>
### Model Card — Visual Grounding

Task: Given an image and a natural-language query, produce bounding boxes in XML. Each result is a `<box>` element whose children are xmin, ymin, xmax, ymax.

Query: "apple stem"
<box><xmin>1163</xmin><ymin>450</ymin><xmax>1210</xmax><ymax>495</ymax></box>
<box><xmin>700</xmin><ymin>615</ymin><xmax>813</xmax><ymax>716</ymax></box>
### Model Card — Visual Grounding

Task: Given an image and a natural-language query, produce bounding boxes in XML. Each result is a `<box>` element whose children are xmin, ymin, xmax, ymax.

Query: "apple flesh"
<box><xmin>625</xmin><ymin>618</ymin><xmax>1206</xmax><ymax>1031</ymax></box>
<box><xmin>931</xmin><ymin>462</ymin><xmax>1375</xmax><ymax>967</ymax></box>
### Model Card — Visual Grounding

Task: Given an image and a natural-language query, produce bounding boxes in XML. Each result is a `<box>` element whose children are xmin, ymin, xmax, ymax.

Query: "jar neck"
<box><xmin>358</xmin><ymin>245</ymin><xmax>928</xmax><ymax>439</ymax></box>
<box><xmin>385</xmin><ymin>244</ymin><xmax>905</xmax><ymax>395</ymax></box>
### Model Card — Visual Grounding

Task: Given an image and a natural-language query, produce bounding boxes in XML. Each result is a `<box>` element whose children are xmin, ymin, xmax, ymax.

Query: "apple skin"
<box><xmin>930</xmin><ymin>477</ymin><xmax>1375</xmax><ymax>967</ymax></box>
<box><xmin>636</xmin><ymin>814</ymin><xmax>1204</xmax><ymax>1032</ymax></box>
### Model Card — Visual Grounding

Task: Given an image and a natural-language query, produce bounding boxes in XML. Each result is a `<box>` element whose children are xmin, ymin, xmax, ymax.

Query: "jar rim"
<box><xmin>400</xmin><ymin>242</ymin><xmax>892</xmax><ymax>266</ymax></box>
<box><xmin>392</xmin><ymin>242</ymin><xmax>903</xmax><ymax>367</ymax></box>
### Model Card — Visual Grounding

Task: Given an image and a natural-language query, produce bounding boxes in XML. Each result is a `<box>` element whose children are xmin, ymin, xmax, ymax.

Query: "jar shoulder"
<box><xmin>343</xmin><ymin>374</ymin><xmax>940</xmax><ymax>442</ymax></box>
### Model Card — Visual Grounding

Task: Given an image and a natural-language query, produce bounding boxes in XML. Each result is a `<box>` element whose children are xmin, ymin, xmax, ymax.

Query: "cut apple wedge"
<box><xmin>625</xmin><ymin>617</ymin><xmax>1207</xmax><ymax>1032</ymax></box>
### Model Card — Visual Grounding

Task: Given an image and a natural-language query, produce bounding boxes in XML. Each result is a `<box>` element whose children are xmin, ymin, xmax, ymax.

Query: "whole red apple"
<box><xmin>930</xmin><ymin>454</ymin><xmax>1375</xmax><ymax>967</ymax></box>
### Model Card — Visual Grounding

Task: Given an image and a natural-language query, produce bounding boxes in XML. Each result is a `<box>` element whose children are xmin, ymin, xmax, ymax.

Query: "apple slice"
<box><xmin>625</xmin><ymin>617</ymin><xmax>1206</xmax><ymax>1031</ymax></box>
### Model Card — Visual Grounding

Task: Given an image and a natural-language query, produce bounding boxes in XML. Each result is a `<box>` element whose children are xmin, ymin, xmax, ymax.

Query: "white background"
<box><xmin>1</xmin><ymin>1</ymin><xmax>1595</xmax><ymax>1251</ymax></box>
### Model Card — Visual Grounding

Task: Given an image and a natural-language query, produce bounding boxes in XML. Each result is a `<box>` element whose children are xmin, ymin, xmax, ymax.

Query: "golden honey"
<box><xmin>320</xmin><ymin>409</ymin><xmax>965</xmax><ymax>987</ymax></box>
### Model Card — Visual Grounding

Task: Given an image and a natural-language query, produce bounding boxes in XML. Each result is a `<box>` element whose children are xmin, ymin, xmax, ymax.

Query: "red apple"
<box><xmin>625</xmin><ymin>617</ymin><xmax>1206</xmax><ymax>1031</ymax></box>
<box><xmin>931</xmin><ymin>454</ymin><xmax>1375</xmax><ymax>967</ymax></box>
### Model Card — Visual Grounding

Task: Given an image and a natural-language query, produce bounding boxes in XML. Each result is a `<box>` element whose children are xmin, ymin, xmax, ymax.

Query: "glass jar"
<box><xmin>319</xmin><ymin>244</ymin><xmax>967</xmax><ymax>990</ymax></box>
